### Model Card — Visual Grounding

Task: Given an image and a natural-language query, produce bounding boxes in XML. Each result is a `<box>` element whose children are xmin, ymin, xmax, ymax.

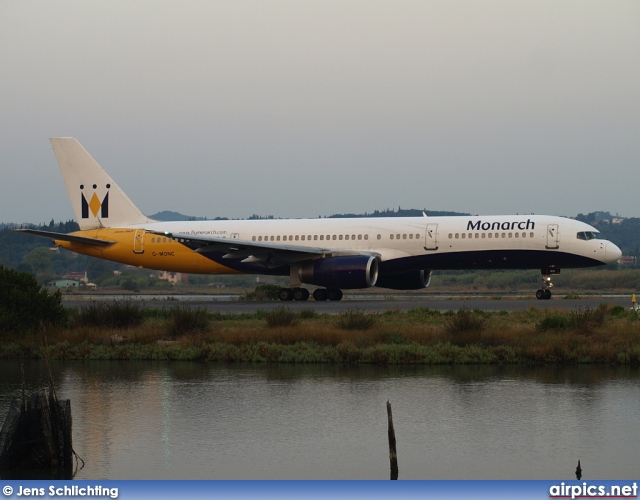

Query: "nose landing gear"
<box><xmin>536</xmin><ymin>267</ymin><xmax>560</xmax><ymax>300</ymax></box>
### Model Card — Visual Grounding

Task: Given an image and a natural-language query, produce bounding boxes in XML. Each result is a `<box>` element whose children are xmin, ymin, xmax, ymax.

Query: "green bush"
<box><xmin>74</xmin><ymin>300</ymin><xmax>146</xmax><ymax>329</ymax></box>
<box><xmin>377</xmin><ymin>332</ymin><xmax>408</xmax><ymax>345</ymax></box>
<box><xmin>536</xmin><ymin>313</ymin><xmax>569</xmax><ymax>332</ymax></box>
<box><xmin>336</xmin><ymin>309</ymin><xmax>378</xmax><ymax>331</ymax></box>
<box><xmin>243</xmin><ymin>284</ymin><xmax>281</xmax><ymax>301</ymax></box>
<box><xmin>166</xmin><ymin>305</ymin><xmax>211</xmax><ymax>337</ymax></box>
<box><xmin>264</xmin><ymin>306</ymin><xmax>299</xmax><ymax>328</ymax></box>
<box><xmin>443</xmin><ymin>308</ymin><xmax>486</xmax><ymax>335</ymax></box>
<box><xmin>0</xmin><ymin>265</ymin><xmax>67</xmax><ymax>334</ymax></box>
<box><xmin>567</xmin><ymin>306</ymin><xmax>606</xmax><ymax>330</ymax></box>
<box><xmin>298</xmin><ymin>308</ymin><xmax>317</xmax><ymax>319</ymax></box>
<box><xmin>609</xmin><ymin>305</ymin><xmax>627</xmax><ymax>317</ymax></box>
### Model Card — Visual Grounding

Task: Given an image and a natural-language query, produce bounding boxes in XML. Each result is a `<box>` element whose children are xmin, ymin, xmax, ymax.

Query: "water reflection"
<box><xmin>1</xmin><ymin>361</ymin><xmax>639</xmax><ymax>479</ymax></box>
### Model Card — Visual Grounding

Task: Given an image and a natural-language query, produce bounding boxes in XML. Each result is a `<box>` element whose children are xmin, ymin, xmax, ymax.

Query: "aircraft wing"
<box><xmin>153</xmin><ymin>231</ymin><xmax>380</xmax><ymax>267</ymax></box>
<box><xmin>12</xmin><ymin>229</ymin><xmax>116</xmax><ymax>247</ymax></box>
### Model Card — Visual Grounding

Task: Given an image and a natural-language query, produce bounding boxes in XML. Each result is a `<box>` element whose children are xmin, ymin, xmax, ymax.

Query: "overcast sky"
<box><xmin>1</xmin><ymin>1</ymin><xmax>639</xmax><ymax>224</ymax></box>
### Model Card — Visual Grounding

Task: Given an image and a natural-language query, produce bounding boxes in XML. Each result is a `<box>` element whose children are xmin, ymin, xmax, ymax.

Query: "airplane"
<box><xmin>15</xmin><ymin>137</ymin><xmax>622</xmax><ymax>301</ymax></box>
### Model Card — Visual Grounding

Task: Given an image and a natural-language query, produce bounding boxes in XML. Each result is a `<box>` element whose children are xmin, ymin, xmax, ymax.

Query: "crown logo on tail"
<box><xmin>80</xmin><ymin>184</ymin><xmax>110</xmax><ymax>219</ymax></box>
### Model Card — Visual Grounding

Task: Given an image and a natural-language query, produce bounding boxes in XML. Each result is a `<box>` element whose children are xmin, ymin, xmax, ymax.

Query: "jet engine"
<box><xmin>375</xmin><ymin>270</ymin><xmax>432</xmax><ymax>290</ymax></box>
<box><xmin>298</xmin><ymin>256</ymin><xmax>378</xmax><ymax>289</ymax></box>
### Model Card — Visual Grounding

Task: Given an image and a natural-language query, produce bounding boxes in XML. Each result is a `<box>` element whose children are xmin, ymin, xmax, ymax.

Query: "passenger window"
<box><xmin>475</xmin><ymin>233</ymin><xmax>479</xmax><ymax>238</ymax></box>
<box><xmin>455</xmin><ymin>233</ymin><xmax>459</xmax><ymax>239</ymax></box>
<box><xmin>295</xmin><ymin>235</ymin><xmax>299</xmax><ymax>241</ymax></box>
<box><xmin>271</xmin><ymin>236</ymin><xmax>275</xmax><ymax>241</ymax></box>
<box><xmin>258</xmin><ymin>236</ymin><xmax>262</xmax><ymax>241</ymax></box>
<box><xmin>403</xmin><ymin>234</ymin><xmax>407</xmax><ymax>239</ymax></box>
<box><xmin>358</xmin><ymin>235</ymin><xmax>362</xmax><ymax>240</ymax></box>
<box><xmin>515</xmin><ymin>232</ymin><xmax>519</xmax><ymax>238</ymax></box>
<box><xmin>529</xmin><ymin>232</ymin><xmax>534</xmax><ymax>238</ymax></box>
<box><xmin>482</xmin><ymin>233</ymin><xmax>486</xmax><ymax>238</ymax></box>
<box><xmin>252</xmin><ymin>236</ymin><xmax>256</xmax><ymax>241</ymax></box>
<box><xmin>390</xmin><ymin>234</ymin><xmax>394</xmax><ymax>240</ymax></box>
<box><xmin>462</xmin><ymin>233</ymin><xmax>466</xmax><ymax>239</ymax></box>
<box><xmin>364</xmin><ymin>234</ymin><xmax>368</xmax><ymax>240</ymax></box>
<box><xmin>332</xmin><ymin>235</ymin><xmax>336</xmax><ymax>240</ymax></box>
<box><xmin>508</xmin><ymin>233</ymin><xmax>512</xmax><ymax>238</ymax></box>
<box><xmin>276</xmin><ymin>236</ymin><xmax>280</xmax><ymax>241</ymax></box>
<box><xmin>339</xmin><ymin>235</ymin><xmax>343</xmax><ymax>240</ymax></box>
<box><xmin>377</xmin><ymin>234</ymin><xmax>381</xmax><ymax>240</ymax></box>
<box><xmin>314</xmin><ymin>235</ymin><xmax>318</xmax><ymax>240</ymax></box>
<box><xmin>320</xmin><ymin>235</ymin><xmax>324</xmax><ymax>240</ymax></box>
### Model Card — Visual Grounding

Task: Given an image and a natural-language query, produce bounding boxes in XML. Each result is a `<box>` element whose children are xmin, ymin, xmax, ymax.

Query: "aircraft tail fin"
<box><xmin>50</xmin><ymin>138</ymin><xmax>153</xmax><ymax>230</ymax></box>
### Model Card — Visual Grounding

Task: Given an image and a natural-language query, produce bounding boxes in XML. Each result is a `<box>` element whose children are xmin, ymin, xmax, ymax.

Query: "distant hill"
<box><xmin>151</xmin><ymin>208</ymin><xmax>470</xmax><ymax>221</ymax></box>
<box><xmin>150</xmin><ymin>211</ymin><xmax>209</xmax><ymax>221</ymax></box>
<box><xmin>327</xmin><ymin>208</ymin><xmax>469</xmax><ymax>218</ymax></box>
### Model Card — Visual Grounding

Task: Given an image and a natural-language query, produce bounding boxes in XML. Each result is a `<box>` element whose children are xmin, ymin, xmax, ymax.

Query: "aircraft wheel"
<box><xmin>536</xmin><ymin>289</ymin><xmax>545</xmax><ymax>300</ymax></box>
<box><xmin>293</xmin><ymin>288</ymin><xmax>310</xmax><ymax>301</ymax></box>
<box><xmin>313</xmin><ymin>289</ymin><xmax>328</xmax><ymax>301</ymax></box>
<box><xmin>327</xmin><ymin>288</ymin><xmax>343</xmax><ymax>301</ymax></box>
<box><xmin>544</xmin><ymin>289</ymin><xmax>552</xmax><ymax>300</ymax></box>
<box><xmin>278</xmin><ymin>288</ymin><xmax>294</xmax><ymax>301</ymax></box>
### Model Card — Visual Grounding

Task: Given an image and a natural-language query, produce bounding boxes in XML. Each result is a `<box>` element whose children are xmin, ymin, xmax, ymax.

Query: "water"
<box><xmin>1</xmin><ymin>361</ymin><xmax>639</xmax><ymax>479</ymax></box>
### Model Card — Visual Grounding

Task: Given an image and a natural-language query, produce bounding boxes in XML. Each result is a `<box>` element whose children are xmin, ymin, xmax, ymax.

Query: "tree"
<box><xmin>0</xmin><ymin>265</ymin><xmax>67</xmax><ymax>334</ymax></box>
<box><xmin>21</xmin><ymin>247</ymin><xmax>53</xmax><ymax>274</ymax></box>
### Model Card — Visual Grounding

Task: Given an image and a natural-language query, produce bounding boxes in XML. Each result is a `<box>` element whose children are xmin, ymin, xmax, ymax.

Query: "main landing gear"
<box><xmin>277</xmin><ymin>287</ymin><xmax>343</xmax><ymax>301</ymax></box>
<box><xmin>536</xmin><ymin>267</ymin><xmax>560</xmax><ymax>300</ymax></box>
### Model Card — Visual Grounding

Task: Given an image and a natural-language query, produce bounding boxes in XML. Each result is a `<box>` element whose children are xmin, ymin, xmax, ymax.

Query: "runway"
<box><xmin>62</xmin><ymin>294</ymin><xmax>633</xmax><ymax>314</ymax></box>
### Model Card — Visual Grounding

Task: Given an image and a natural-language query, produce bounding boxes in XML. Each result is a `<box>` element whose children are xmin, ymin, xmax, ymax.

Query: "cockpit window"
<box><xmin>576</xmin><ymin>231</ymin><xmax>605</xmax><ymax>241</ymax></box>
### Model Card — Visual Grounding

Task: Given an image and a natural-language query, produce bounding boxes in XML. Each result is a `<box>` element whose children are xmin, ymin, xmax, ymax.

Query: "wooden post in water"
<box><xmin>0</xmin><ymin>390</ymin><xmax>73</xmax><ymax>475</ymax></box>
<box><xmin>575</xmin><ymin>460</ymin><xmax>582</xmax><ymax>480</ymax></box>
<box><xmin>387</xmin><ymin>400</ymin><xmax>399</xmax><ymax>480</ymax></box>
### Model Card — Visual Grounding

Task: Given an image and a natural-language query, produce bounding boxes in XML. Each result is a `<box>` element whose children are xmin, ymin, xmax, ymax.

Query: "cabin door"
<box><xmin>546</xmin><ymin>224</ymin><xmax>559</xmax><ymax>249</ymax></box>
<box><xmin>133</xmin><ymin>229</ymin><xmax>145</xmax><ymax>254</ymax></box>
<box><xmin>424</xmin><ymin>224</ymin><xmax>439</xmax><ymax>250</ymax></box>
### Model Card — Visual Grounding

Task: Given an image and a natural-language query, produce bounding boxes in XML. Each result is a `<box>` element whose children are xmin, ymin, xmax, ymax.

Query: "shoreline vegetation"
<box><xmin>2</xmin><ymin>301</ymin><xmax>640</xmax><ymax>365</ymax></box>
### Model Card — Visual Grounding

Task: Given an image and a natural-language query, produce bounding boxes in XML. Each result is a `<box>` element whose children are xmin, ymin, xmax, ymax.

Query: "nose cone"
<box><xmin>605</xmin><ymin>242</ymin><xmax>622</xmax><ymax>263</ymax></box>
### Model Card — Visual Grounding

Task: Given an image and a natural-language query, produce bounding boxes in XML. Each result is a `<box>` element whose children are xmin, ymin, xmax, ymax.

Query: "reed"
<box><xmin>264</xmin><ymin>306</ymin><xmax>299</xmax><ymax>328</ymax></box>
<box><xmin>335</xmin><ymin>309</ymin><xmax>378</xmax><ymax>331</ymax></box>
<box><xmin>73</xmin><ymin>300</ymin><xmax>146</xmax><ymax>329</ymax></box>
<box><xmin>165</xmin><ymin>304</ymin><xmax>211</xmax><ymax>338</ymax></box>
<box><xmin>2</xmin><ymin>303</ymin><xmax>640</xmax><ymax>364</ymax></box>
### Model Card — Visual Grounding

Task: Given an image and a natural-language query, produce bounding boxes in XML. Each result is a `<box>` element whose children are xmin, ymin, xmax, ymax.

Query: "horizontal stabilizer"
<box><xmin>13</xmin><ymin>229</ymin><xmax>116</xmax><ymax>247</ymax></box>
